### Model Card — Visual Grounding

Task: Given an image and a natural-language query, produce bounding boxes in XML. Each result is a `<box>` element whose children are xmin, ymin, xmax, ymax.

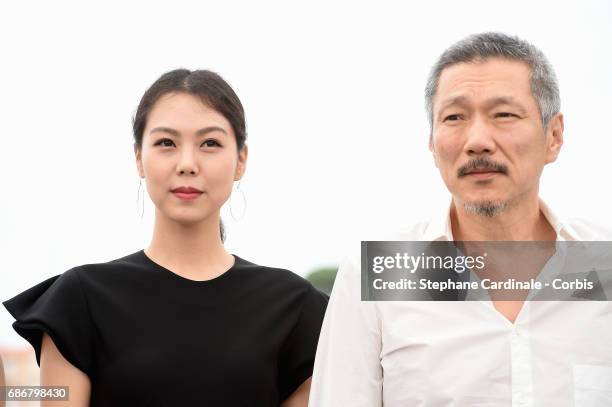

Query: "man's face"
<box><xmin>429</xmin><ymin>58</ymin><xmax>563</xmax><ymax>216</ymax></box>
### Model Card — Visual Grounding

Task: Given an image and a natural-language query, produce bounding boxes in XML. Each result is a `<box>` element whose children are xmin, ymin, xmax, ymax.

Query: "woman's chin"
<box><xmin>160</xmin><ymin>209</ymin><xmax>217</xmax><ymax>225</ymax></box>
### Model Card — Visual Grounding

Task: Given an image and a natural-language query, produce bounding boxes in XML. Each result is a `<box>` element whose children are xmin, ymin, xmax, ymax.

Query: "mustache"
<box><xmin>457</xmin><ymin>157</ymin><xmax>508</xmax><ymax>177</ymax></box>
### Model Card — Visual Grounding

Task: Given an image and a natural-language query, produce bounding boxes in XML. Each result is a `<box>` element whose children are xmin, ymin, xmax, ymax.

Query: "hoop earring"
<box><xmin>229</xmin><ymin>180</ymin><xmax>246</xmax><ymax>221</ymax></box>
<box><xmin>137</xmin><ymin>178</ymin><xmax>145</xmax><ymax>219</ymax></box>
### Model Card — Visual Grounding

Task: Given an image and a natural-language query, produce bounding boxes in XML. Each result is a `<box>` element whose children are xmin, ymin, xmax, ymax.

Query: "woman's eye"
<box><xmin>202</xmin><ymin>139</ymin><xmax>221</xmax><ymax>148</ymax></box>
<box><xmin>155</xmin><ymin>138</ymin><xmax>175</xmax><ymax>147</ymax></box>
<box><xmin>443</xmin><ymin>114</ymin><xmax>462</xmax><ymax>122</ymax></box>
<box><xmin>153</xmin><ymin>139</ymin><xmax>221</xmax><ymax>148</ymax></box>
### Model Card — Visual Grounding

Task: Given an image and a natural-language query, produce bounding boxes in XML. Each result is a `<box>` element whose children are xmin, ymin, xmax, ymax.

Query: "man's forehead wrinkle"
<box><xmin>438</xmin><ymin>61</ymin><xmax>531</xmax><ymax>92</ymax></box>
<box><xmin>441</xmin><ymin>76</ymin><xmax>516</xmax><ymax>95</ymax></box>
<box><xmin>436</xmin><ymin>76</ymin><xmax>504</xmax><ymax>108</ymax></box>
<box><xmin>436</xmin><ymin>81</ymin><xmax>531</xmax><ymax>111</ymax></box>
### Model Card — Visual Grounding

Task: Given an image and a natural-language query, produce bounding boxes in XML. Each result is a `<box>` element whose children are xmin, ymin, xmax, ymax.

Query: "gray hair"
<box><xmin>425</xmin><ymin>32</ymin><xmax>560</xmax><ymax>132</ymax></box>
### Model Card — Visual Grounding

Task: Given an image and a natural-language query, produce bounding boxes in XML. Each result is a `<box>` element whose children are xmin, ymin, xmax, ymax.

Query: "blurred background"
<box><xmin>1</xmin><ymin>0</ymin><xmax>610</xmax><ymax>403</ymax></box>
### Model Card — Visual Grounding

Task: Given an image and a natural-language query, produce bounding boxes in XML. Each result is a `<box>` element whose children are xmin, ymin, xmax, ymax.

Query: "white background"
<box><xmin>1</xmin><ymin>0</ymin><xmax>610</xmax><ymax>347</ymax></box>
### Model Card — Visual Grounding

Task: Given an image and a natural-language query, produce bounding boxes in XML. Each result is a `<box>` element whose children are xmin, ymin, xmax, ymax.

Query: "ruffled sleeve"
<box><xmin>278</xmin><ymin>284</ymin><xmax>329</xmax><ymax>400</ymax></box>
<box><xmin>2</xmin><ymin>267</ymin><xmax>94</xmax><ymax>377</ymax></box>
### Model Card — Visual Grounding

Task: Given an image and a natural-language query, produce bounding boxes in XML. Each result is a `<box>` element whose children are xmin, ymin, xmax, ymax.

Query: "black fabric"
<box><xmin>2</xmin><ymin>250</ymin><xmax>329</xmax><ymax>407</ymax></box>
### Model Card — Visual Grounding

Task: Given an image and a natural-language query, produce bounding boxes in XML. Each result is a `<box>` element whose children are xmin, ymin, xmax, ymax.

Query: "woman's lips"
<box><xmin>172</xmin><ymin>191</ymin><xmax>203</xmax><ymax>201</ymax></box>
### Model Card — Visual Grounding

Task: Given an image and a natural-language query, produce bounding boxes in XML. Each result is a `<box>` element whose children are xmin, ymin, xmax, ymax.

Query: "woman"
<box><xmin>3</xmin><ymin>69</ymin><xmax>328</xmax><ymax>406</ymax></box>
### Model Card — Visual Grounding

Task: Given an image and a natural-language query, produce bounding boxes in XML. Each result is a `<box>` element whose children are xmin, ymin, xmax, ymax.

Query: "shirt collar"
<box><xmin>421</xmin><ymin>197</ymin><xmax>581</xmax><ymax>242</ymax></box>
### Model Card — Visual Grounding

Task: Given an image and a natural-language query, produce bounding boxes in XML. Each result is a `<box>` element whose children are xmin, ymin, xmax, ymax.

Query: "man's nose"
<box><xmin>463</xmin><ymin>115</ymin><xmax>497</xmax><ymax>156</ymax></box>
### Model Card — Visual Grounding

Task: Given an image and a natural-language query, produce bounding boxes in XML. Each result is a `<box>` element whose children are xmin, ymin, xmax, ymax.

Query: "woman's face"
<box><xmin>135</xmin><ymin>92</ymin><xmax>247</xmax><ymax>225</ymax></box>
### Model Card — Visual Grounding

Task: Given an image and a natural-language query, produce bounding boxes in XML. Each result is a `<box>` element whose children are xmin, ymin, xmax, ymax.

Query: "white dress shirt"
<box><xmin>309</xmin><ymin>199</ymin><xmax>612</xmax><ymax>407</ymax></box>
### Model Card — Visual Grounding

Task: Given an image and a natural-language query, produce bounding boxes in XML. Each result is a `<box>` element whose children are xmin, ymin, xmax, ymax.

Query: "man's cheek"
<box><xmin>435</xmin><ymin>148</ymin><xmax>459</xmax><ymax>175</ymax></box>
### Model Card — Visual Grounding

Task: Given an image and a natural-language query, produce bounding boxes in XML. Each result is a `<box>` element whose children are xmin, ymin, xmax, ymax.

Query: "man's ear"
<box><xmin>545</xmin><ymin>112</ymin><xmax>564</xmax><ymax>164</ymax></box>
<box><xmin>134</xmin><ymin>143</ymin><xmax>144</xmax><ymax>178</ymax></box>
<box><xmin>235</xmin><ymin>144</ymin><xmax>249</xmax><ymax>181</ymax></box>
<box><xmin>429</xmin><ymin>135</ymin><xmax>439</xmax><ymax>168</ymax></box>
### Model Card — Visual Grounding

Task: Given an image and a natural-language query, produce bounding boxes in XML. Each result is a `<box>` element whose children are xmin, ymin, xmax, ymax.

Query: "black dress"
<box><xmin>2</xmin><ymin>249</ymin><xmax>329</xmax><ymax>406</ymax></box>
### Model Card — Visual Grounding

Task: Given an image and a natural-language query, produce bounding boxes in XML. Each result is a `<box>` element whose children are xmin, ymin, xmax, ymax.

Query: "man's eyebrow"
<box><xmin>149</xmin><ymin>126</ymin><xmax>228</xmax><ymax>137</ymax></box>
<box><xmin>436</xmin><ymin>95</ymin><xmax>529</xmax><ymax>114</ymax></box>
<box><xmin>437</xmin><ymin>95</ymin><xmax>469</xmax><ymax>113</ymax></box>
<box><xmin>483</xmin><ymin>96</ymin><xmax>528</xmax><ymax>114</ymax></box>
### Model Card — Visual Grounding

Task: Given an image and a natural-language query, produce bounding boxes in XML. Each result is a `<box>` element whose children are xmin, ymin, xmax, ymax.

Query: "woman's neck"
<box><xmin>144</xmin><ymin>209</ymin><xmax>234</xmax><ymax>280</ymax></box>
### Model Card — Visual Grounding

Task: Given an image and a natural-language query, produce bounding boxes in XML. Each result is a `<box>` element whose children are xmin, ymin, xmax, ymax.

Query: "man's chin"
<box><xmin>462</xmin><ymin>199</ymin><xmax>509</xmax><ymax>218</ymax></box>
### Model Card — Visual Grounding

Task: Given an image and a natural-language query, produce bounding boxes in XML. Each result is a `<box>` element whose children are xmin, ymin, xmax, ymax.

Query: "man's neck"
<box><xmin>450</xmin><ymin>197</ymin><xmax>557</xmax><ymax>241</ymax></box>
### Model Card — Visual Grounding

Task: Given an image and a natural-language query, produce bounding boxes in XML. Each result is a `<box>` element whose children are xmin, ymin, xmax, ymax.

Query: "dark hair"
<box><xmin>132</xmin><ymin>69</ymin><xmax>248</xmax><ymax>242</ymax></box>
<box><xmin>132</xmin><ymin>68</ymin><xmax>247</xmax><ymax>151</ymax></box>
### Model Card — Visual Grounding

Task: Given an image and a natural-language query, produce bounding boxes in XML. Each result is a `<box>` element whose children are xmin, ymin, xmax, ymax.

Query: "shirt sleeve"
<box><xmin>2</xmin><ymin>267</ymin><xmax>94</xmax><ymax>377</ymax></box>
<box><xmin>308</xmin><ymin>254</ymin><xmax>383</xmax><ymax>406</ymax></box>
<box><xmin>278</xmin><ymin>283</ymin><xmax>329</xmax><ymax>401</ymax></box>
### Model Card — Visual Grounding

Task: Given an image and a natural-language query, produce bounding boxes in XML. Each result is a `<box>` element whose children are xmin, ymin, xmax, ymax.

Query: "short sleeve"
<box><xmin>278</xmin><ymin>284</ymin><xmax>329</xmax><ymax>400</ymax></box>
<box><xmin>2</xmin><ymin>267</ymin><xmax>94</xmax><ymax>377</ymax></box>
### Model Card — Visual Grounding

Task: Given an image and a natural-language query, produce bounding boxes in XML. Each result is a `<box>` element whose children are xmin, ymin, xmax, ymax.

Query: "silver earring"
<box><xmin>229</xmin><ymin>180</ymin><xmax>246</xmax><ymax>221</ymax></box>
<box><xmin>137</xmin><ymin>178</ymin><xmax>145</xmax><ymax>219</ymax></box>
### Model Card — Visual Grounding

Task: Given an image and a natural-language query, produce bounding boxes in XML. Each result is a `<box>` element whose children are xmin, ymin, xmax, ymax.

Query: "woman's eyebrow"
<box><xmin>149</xmin><ymin>126</ymin><xmax>228</xmax><ymax>137</ymax></box>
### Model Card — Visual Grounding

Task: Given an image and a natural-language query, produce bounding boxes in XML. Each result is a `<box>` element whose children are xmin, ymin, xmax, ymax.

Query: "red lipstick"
<box><xmin>171</xmin><ymin>186</ymin><xmax>203</xmax><ymax>201</ymax></box>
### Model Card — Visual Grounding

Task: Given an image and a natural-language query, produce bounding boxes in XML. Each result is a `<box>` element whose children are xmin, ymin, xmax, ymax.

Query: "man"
<box><xmin>309</xmin><ymin>33</ymin><xmax>612</xmax><ymax>406</ymax></box>
<box><xmin>0</xmin><ymin>354</ymin><xmax>4</xmax><ymax>407</ymax></box>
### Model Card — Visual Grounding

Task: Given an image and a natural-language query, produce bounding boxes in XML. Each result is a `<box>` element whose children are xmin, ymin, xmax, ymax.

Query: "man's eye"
<box><xmin>155</xmin><ymin>138</ymin><xmax>175</xmax><ymax>147</ymax></box>
<box><xmin>495</xmin><ymin>112</ymin><xmax>518</xmax><ymax>118</ymax></box>
<box><xmin>443</xmin><ymin>114</ymin><xmax>462</xmax><ymax>122</ymax></box>
<box><xmin>203</xmin><ymin>139</ymin><xmax>221</xmax><ymax>148</ymax></box>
